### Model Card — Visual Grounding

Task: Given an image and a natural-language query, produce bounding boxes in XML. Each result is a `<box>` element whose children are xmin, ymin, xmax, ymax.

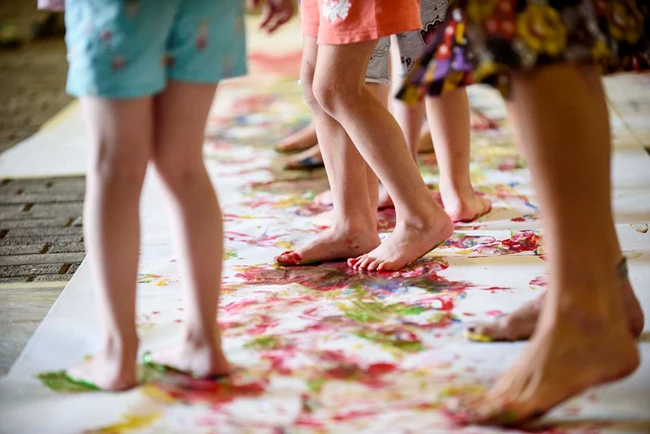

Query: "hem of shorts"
<box><xmin>316</xmin><ymin>20</ymin><xmax>421</xmax><ymax>45</ymax></box>
<box><xmin>167</xmin><ymin>67</ymin><xmax>248</xmax><ymax>84</ymax></box>
<box><xmin>365</xmin><ymin>77</ymin><xmax>391</xmax><ymax>85</ymax></box>
<box><xmin>66</xmin><ymin>82</ymin><xmax>166</xmax><ymax>99</ymax></box>
<box><xmin>301</xmin><ymin>28</ymin><xmax>319</xmax><ymax>39</ymax></box>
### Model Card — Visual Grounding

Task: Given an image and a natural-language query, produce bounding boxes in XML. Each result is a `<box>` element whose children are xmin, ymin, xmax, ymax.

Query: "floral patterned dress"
<box><xmin>397</xmin><ymin>0</ymin><xmax>649</xmax><ymax>100</ymax></box>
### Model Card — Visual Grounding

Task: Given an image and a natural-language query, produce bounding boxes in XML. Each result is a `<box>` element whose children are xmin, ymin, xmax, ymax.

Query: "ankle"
<box><xmin>330</xmin><ymin>214</ymin><xmax>377</xmax><ymax>235</ymax></box>
<box><xmin>398</xmin><ymin>212</ymin><xmax>448</xmax><ymax>232</ymax></box>
<box><xmin>99</xmin><ymin>331</ymin><xmax>138</xmax><ymax>362</ymax></box>
<box><xmin>182</xmin><ymin>324</ymin><xmax>220</xmax><ymax>350</ymax></box>
<box><xmin>438</xmin><ymin>177</ymin><xmax>474</xmax><ymax>202</ymax></box>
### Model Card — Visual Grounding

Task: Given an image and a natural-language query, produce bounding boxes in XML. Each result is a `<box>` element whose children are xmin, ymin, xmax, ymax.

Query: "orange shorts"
<box><xmin>300</xmin><ymin>0</ymin><xmax>422</xmax><ymax>45</ymax></box>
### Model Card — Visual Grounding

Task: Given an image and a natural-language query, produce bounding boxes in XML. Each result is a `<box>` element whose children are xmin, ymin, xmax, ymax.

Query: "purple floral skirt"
<box><xmin>398</xmin><ymin>0</ymin><xmax>649</xmax><ymax>101</ymax></box>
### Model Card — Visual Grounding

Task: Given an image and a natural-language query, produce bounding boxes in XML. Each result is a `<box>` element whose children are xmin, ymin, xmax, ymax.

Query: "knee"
<box><xmin>300</xmin><ymin>67</ymin><xmax>320</xmax><ymax>111</ymax></box>
<box><xmin>152</xmin><ymin>148</ymin><xmax>204</xmax><ymax>193</ymax></box>
<box><xmin>312</xmin><ymin>75</ymin><xmax>361</xmax><ymax>119</ymax></box>
<box><xmin>89</xmin><ymin>138</ymin><xmax>148</xmax><ymax>185</ymax></box>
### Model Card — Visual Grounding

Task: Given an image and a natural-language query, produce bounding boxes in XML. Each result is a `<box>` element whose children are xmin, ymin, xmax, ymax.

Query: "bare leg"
<box><xmin>462</xmin><ymin>64</ymin><xmax>640</xmax><ymax>426</ymax></box>
<box><xmin>425</xmin><ymin>89</ymin><xmax>491</xmax><ymax>222</ymax></box>
<box><xmin>391</xmin><ymin>89</ymin><xmax>427</xmax><ymax>161</ymax></box>
<box><xmin>146</xmin><ymin>81</ymin><xmax>230</xmax><ymax>378</ymax></box>
<box><xmin>389</xmin><ymin>38</ymin><xmax>432</xmax><ymax>159</ymax></box>
<box><xmin>465</xmin><ymin>91</ymin><xmax>643</xmax><ymax>343</ymax></box>
<box><xmin>371</xmin><ymin>82</ymin><xmax>394</xmax><ymax>209</ymax></box>
<box><xmin>309</xmin><ymin>41</ymin><xmax>451</xmax><ymax>271</ymax></box>
<box><xmin>312</xmin><ymin>82</ymin><xmax>389</xmax><ymax>228</ymax></box>
<box><xmin>275</xmin><ymin>120</ymin><xmax>318</xmax><ymax>153</ymax></box>
<box><xmin>276</xmin><ymin>36</ymin><xmax>381</xmax><ymax>265</ymax></box>
<box><xmin>66</xmin><ymin>97</ymin><xmax>153</xmax><ymax>390</ymax></box>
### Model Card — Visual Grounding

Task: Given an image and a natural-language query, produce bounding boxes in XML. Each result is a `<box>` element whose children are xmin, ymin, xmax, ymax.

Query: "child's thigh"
<box><xmin>64</xmin><ymin>0</ymin><xmax>180</xmax><ymax>98</ymax></box>
<box><xmin>165</xmin><ymin>0</ymin><xmax>247</xmax><ymax>84</ymax></box>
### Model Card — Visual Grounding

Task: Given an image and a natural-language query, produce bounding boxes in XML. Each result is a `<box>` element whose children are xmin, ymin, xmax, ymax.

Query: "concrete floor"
<box><xmin>0</xmin><ymin>2</ymin><xmax>79</xmax><ymax>374</ymax></box>
<box><xmin>0</xmin><ymin>178</ymin><xmax>85</xmax><ymax>376</ymax></box>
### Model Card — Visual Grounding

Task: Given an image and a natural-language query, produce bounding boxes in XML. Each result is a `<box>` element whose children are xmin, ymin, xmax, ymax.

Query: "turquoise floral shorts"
<box><xmin>65</xmin><ymin>0</ymin><xmax>247</xmax><ymax>98</ymax></box>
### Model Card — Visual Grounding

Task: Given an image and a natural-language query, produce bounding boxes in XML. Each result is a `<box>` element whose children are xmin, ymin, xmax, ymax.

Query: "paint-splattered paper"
<box><xmin>1</xmin><ymin>74</ymin><xmax>649</xmax><ymax>434</ymax></box>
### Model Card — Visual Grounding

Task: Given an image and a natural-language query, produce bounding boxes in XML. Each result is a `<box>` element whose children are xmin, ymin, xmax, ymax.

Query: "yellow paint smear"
<box><xmin>91</xmin><ymin>412</ymin><xmax>161</xmax><ymax>433</ymax></box>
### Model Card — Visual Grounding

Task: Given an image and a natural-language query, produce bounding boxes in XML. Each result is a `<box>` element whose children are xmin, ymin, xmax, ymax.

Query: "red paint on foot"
<box><xmin>275</xmin><ymin>251</ymin><xmax>303</xmax><ymax>265</ymax></box>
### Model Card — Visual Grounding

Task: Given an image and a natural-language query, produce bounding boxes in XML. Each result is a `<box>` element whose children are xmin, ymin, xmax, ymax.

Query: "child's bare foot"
<box><xmin>440</xmin><ymin>183</ymin><xmax>492</xmax><ymax>223</ymax></box>
<box><xmin>66</xmin><ymin>336</ymin><xmax>138</xmax><ymax>391</ymax></box>
<box><xmin>276</xmin><ymin>122</ymin><xmax>318</xmax><ymax>153</ymax></box>
<box><xmin>470</xmin><ymin>107</ymin><xmax>499</xmax><ymax>131</ymax></box>
<box><xmin>284</xmin><ymin>145</ymin><xmax>324</xmax><ymax>170</ymax></box>
<box><xmin>467</xmin><ymin>268</ymin><xmax>645</xmax><ymax>342</ymax></box>
<box><xmin>314</xmin><ymin>189</ymin><xmax>334</xmax><ymax>206</ymax></box>
<box><xmin>276</xmin><ymin>222</ymin><xmax>380</xmax><ymax>265</ymax></box>
<box><xmin>458</xmin><ymin>286</ymin><xmax>640</xmax><ymax>426</ymax></box>
<box><xmin>146</xmin><ymin>334</ymin><xmax>231</xmax><ymax>379</ymax></box>
<box><xmin>348</xmin><ymin>211</ymin><xmax>453</xmax><ymax>271</ymax></box>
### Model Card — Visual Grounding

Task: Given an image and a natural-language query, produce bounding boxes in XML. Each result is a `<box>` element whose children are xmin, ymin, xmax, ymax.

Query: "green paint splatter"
<box><xmin>37</xmin><ymin>364</ymin><xmax>163</xmax><ymax>393</ymax></box>
<box><xmin>355</xmin><ymin>329</ymin><xmax>423</xmax><ymax>353</ymax></box>
<box><xmin>399</xmin><ymin>306</ymin><xmax>427</xmax><ymax>316</ymax></box>
<box><xmin>307</xmin><ymin>377</ymin><xmax>326</xmax><ymax>393</ymax></box>
<box><xmin>244</xmin><ymin>335</ymin><xmax>282</xmax><ymax>350</ymax></box>
<box><xmin>223</xmin><ymin>249</ymin><xmax>238</xmax><ymax>260</ymax></box>
<box><xmin>338</xmin><ymin>300</ymin><xmax>427</xmax><ymax>323</ymax></box>
<box><xmin>37</xmin><ymin>371</ymin><xmax>101</xmax><ymax>392</ymax></box>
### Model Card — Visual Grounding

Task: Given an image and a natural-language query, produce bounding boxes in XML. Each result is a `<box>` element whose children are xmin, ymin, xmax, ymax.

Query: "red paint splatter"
<box><xmin>261</xmin><ymin>351</ymin><xmax>295</xmax><ymax>375</ymax></box>
<box><xmin>331</xmin><ymin>409</ymin><xmax>379</xmax><ymax>422</ymax></box>
<box><xmin>222</xmin><ymin>298</ymin><xmax>258</xmax><ymax>313</ymax></box>
<box><xmin>218</xmin><ymin>321</ymin><xmax>242</xmax><ymax>330</ymax></box>
<box><xmin>430</xmin><ymin>297</ymin><xmax>455</xmax><ymax>311</ymax></box>
<box><xmin>151</xmin><ymin>375</ymin><xmax>267</xmax><ymax>406</ymax></box>
<box><xmin>486</xmin><ymin>286</ymin><xmax>509</xmax><ymax>292</ymax></box>
<box><xmin>246</xmin><ymin>315</ymin><xmax>280</xmax><ymax>335</ymax></box>
<box><xmin>443</xmin><ymin>230</ymin><xmax>542</xmax><ymax>256</ymax></box>
<box><xmin>366</xmin><ymin>362</ymin><xmax>398</xmax><ymax>376</ymax></box>
<box><xmin>485</xmin><ymin>310</ymin><xmax>504</xmax><ymax>317</ymax></box>
<box><xmin>225</xmin><ymin>231</ymin><xmax>285</xmax><ymax>248</ymax></box>
<box><xmin>530</xmin><ymin>275</ymin><xmax>547</xmax><ymax>288</ymax></box>
<box><xmin>232</xmin><ymin>257</ymin><xmax>465</xmax><ymax>295</ymax></box>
